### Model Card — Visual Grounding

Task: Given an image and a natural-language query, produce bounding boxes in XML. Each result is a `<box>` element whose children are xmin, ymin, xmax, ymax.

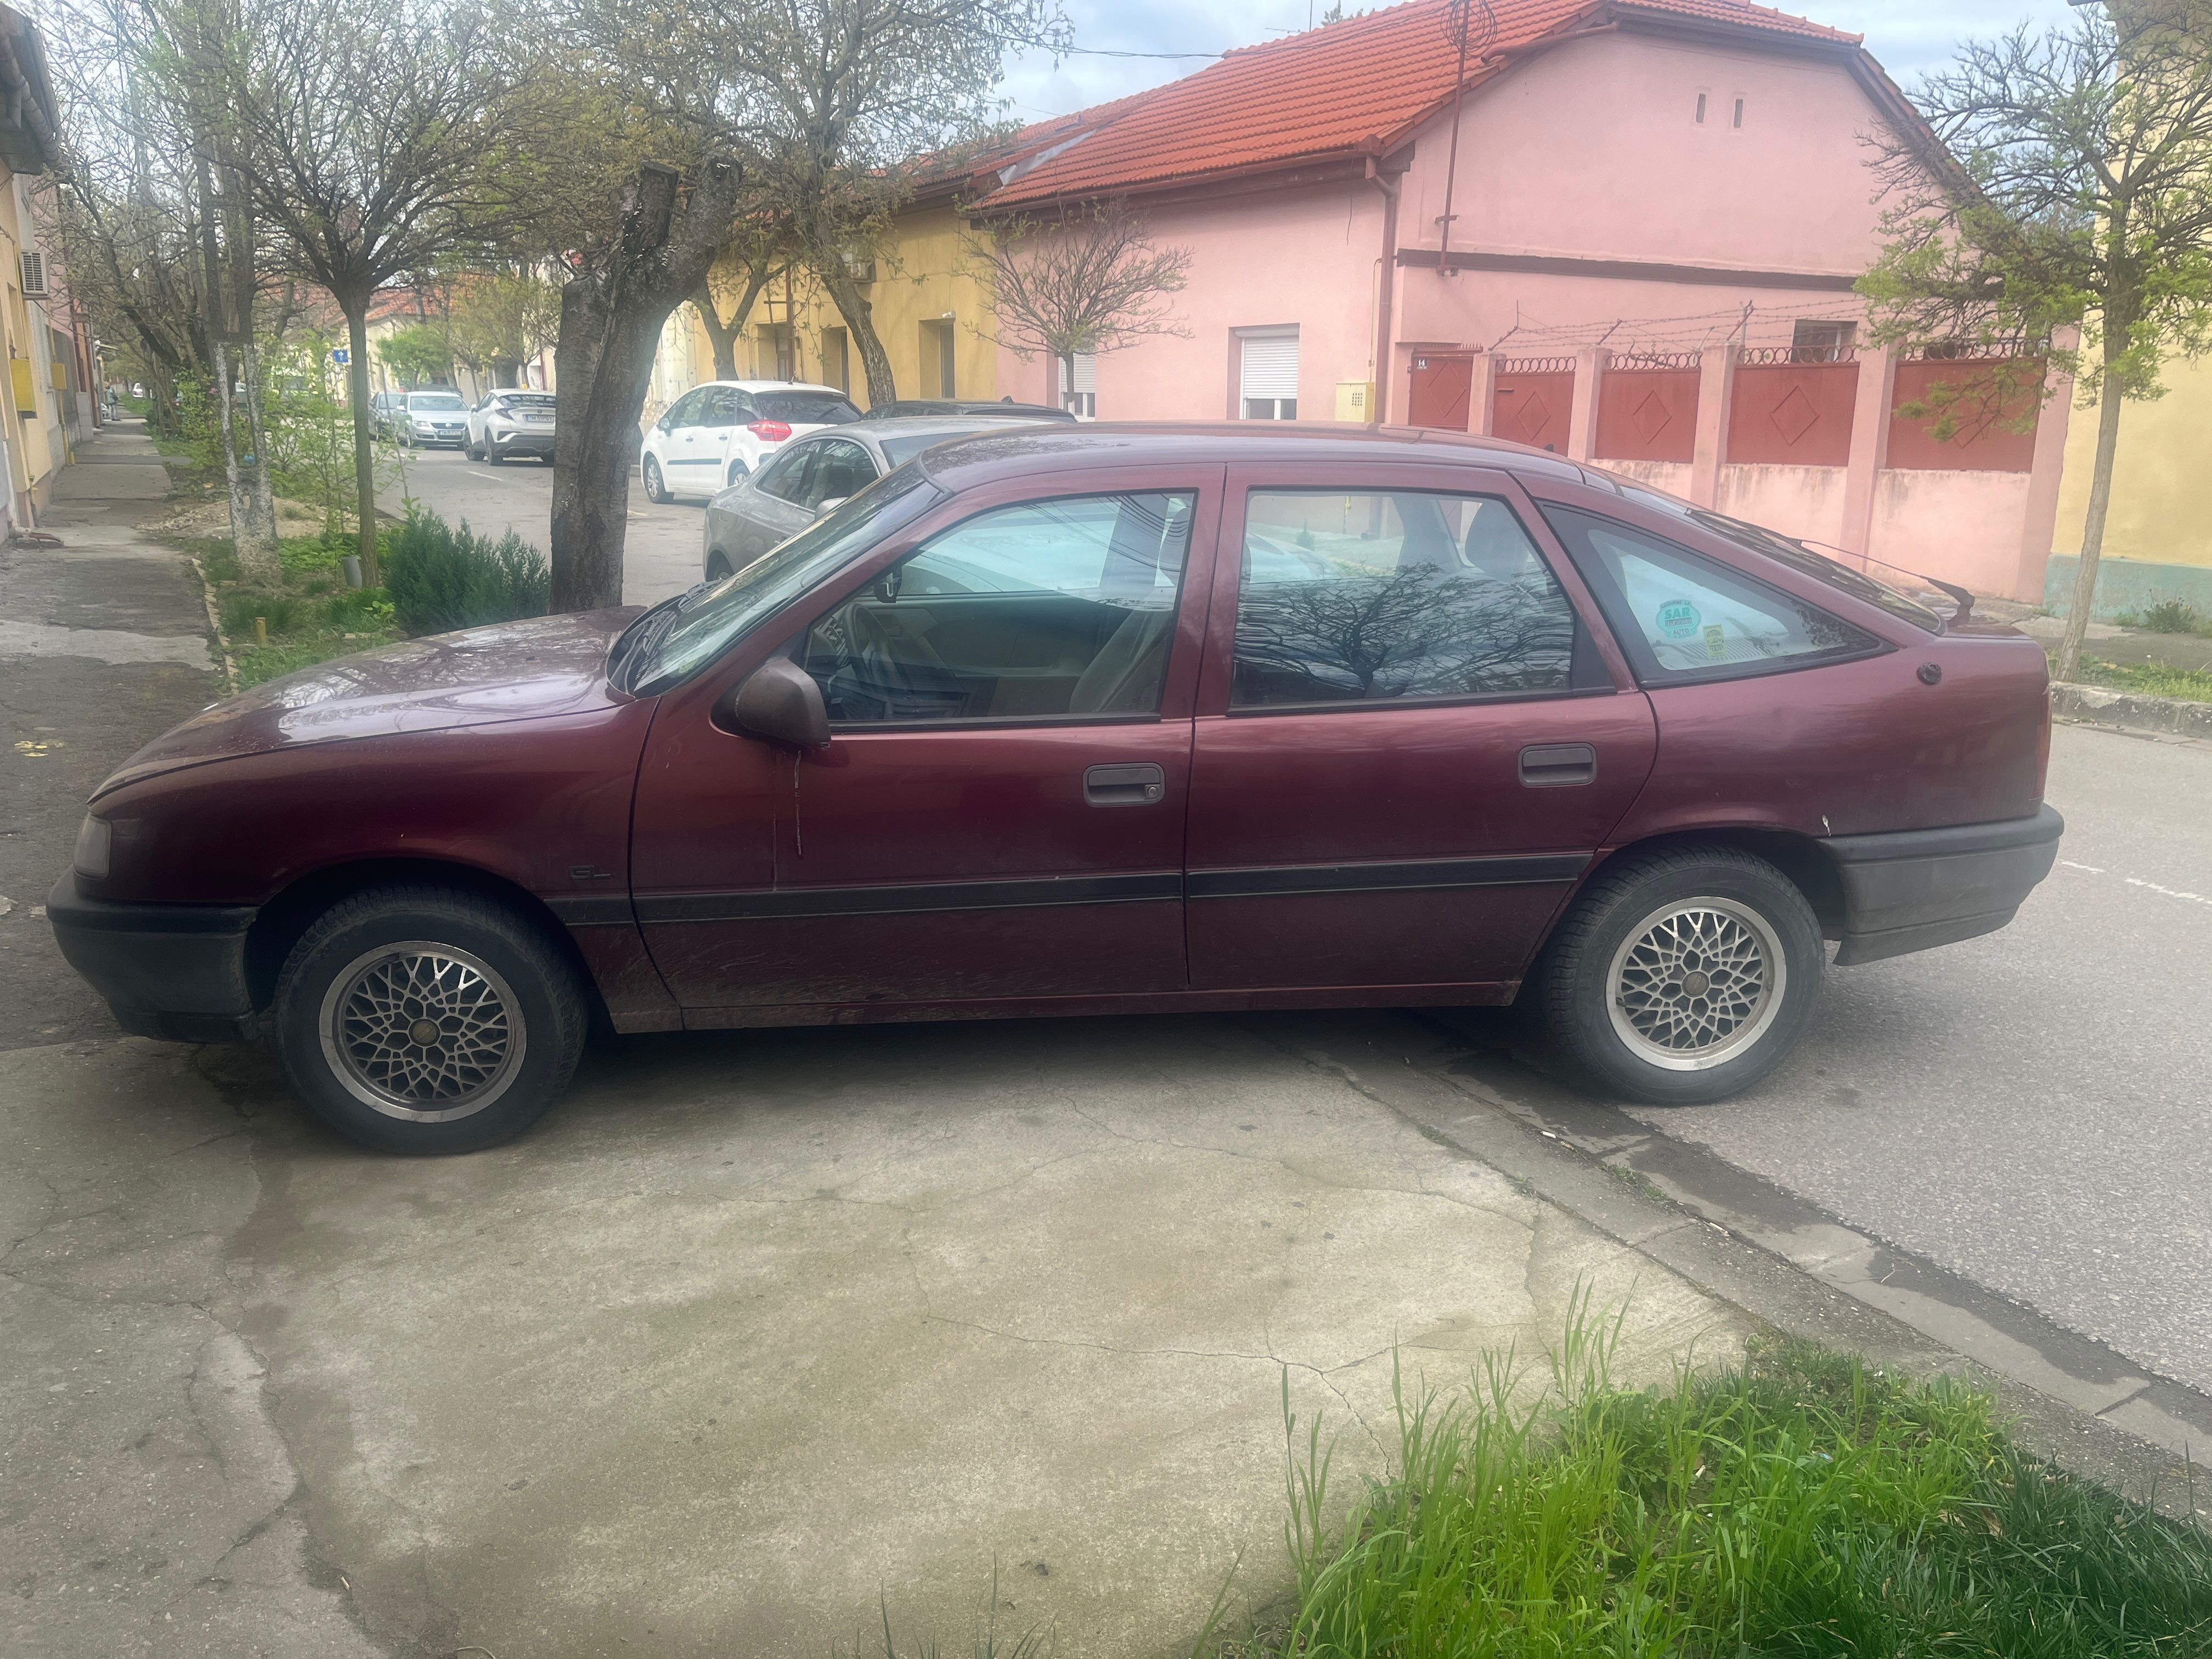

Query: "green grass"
<box><xmin>2069</xmin><ymin>656</ymin><xmax>2212</xmax><ymax>705</ymax></box>
<box><xmin>1240</xmin><ymin>1300</ymin><xmax>2212</xmax><ymax>1658</ymax></box>
<box><xmin>165</xmin><ymin>529</ymin><xmax>402</xmax><ymax>690</ymax></box>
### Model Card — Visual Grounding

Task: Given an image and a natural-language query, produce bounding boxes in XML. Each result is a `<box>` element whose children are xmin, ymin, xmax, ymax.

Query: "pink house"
<box><xmin>978</xmin><ymin>0</ymin><xmax>2070</xmax><ymax>602</ymax></box>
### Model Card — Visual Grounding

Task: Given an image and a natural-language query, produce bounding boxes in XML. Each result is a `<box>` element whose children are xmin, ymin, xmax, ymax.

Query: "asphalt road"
<box><xmin>391</xmin><ymin>441</ymin><xmax>706</xmax><ymax>606</ymax></box>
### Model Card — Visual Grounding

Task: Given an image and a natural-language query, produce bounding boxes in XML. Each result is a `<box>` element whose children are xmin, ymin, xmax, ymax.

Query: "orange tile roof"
<box><xmin>987</xmin><ymin>0</ymin><xmax>1860</xmax><ymax>207</ymax></box>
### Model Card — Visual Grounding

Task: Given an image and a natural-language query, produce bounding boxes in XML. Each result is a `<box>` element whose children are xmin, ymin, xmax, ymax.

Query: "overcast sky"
<box><xmin>997</xmin><ymin>0</ymin><xmax>2084</xmax><ymax>123</ymax></box>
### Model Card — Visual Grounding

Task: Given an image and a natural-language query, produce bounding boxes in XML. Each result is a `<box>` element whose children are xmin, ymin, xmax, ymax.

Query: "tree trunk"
<box><xmin>691</xmin><ymin>270</ymin><xmax>767</xmax><ymax>382</ymax></box>
<box><xmin>233</xmin><ymin>336</ymin><xmax>281</xmax><ymax>570</ymax></box>
<box><xmin>551</xmin><ymin>160</ymin><xmax>747</xmax><ymax>612</ymax></box>
<box><xmin>817</xmin><ymin>263</ymin><xmax>895</xmax><ymax>409</ymax></box>
<box><xmin>143</xmin><ymin>360</ymin><xmax>179</xmax><ymax>438</ymax></box>
<box><xmin>345</xmin><ymin>302</ymin><xmax>380</xmax><ymax>586</ymax></box>
<box><xmin>2055</xmin><ymin>366</ymin><xmax>2124</xmax><ymax>684</ymax></box>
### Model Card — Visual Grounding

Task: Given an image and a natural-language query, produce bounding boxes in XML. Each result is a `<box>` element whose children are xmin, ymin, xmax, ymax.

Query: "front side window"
<box><xmin>663</xmin><ymin>388</ymin><xmax>708</xmax><ymax>429</ymax></box>
<box><xmin>1231</xmin><ymin>490</ymin><xmax>1587</xmax><ymax>708</ymax></box>
<box><xmin>802</xmin><ymin>492</ymin><xmax>1194</xmax><ymax>724</ymax></box>
<box><xmin>755</xmin><ymin>443</ymin><xmax>821</xmax><ymax>504</ymax></box>
<box><xmin>1543</xmin><ymin>507</ymin><xmax>1881</xmax><ymax>682</ymax></box>
<box><xmin>805</xmin><ymin>439</ymin><xmax>875</xmax><ymax>509</ymax></box>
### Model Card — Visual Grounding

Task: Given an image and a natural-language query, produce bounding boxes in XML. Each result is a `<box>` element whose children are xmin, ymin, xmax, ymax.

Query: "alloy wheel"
<box><xmin>1604</xmin><ymin>898</ymin><xmax>1786</xmax><ymax>1071</ymax></box>
<box><xmin>318</xmin><ymin>941</ymin><xmax>528</xmax><ymax>1122</ymax></box>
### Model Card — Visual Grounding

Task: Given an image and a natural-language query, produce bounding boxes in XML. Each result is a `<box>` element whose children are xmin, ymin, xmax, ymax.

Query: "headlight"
<box><xmin>73</xmin><ymin>815</ymin><xmax>111</xmax><ymax>879</ymax></box>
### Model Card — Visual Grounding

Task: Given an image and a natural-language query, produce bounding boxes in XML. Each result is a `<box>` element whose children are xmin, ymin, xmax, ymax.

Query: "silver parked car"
<box><xmin>699</xmin><ymin>416</ymin><xmax>1040</xmax><ymax>579</ymax></box>
<box><xmin>464</xmin><ymin>388</ymin><xmax>557</xmax><ymax>464</ymax></box>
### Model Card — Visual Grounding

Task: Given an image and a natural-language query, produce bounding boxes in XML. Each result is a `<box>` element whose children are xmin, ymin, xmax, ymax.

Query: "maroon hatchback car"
<box><xmin>52</xmin><ymin>426</ymin><xmax>2062</xmax><ymax>1153</ymax></box>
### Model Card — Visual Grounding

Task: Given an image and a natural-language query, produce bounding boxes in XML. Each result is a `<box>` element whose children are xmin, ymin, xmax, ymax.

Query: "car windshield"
<box><xmin>631</xmin><ymin>467</ymin><xmax>939</xmax><ymax>694</ymax></box>
<box><xmin>409</xmin><ymin>393</ymin><xmax>465</xmax><ymax>411</ymax></box>
<box><xmin>757</xmin><ymin>390</ymin><xmax>860</xmax><ymax>425</ymax></box>
<box><xmin>1606</xmin><ymin>477</ymin><xmax>1945</xmax><ymax>633</ymax></box>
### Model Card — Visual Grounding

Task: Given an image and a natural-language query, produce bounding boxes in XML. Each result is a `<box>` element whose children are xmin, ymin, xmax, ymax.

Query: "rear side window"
<box><xmin>1230</xmin><ymin>489</ymin><xmax>1594</xmax><ymax>708</ymax></box>
<box><xmin>755</xmin><ymin>443</ymin><xmax>821</xmax><ymax>504</ymax></box>
<box><xmin>758</xmin><ymin>391</ymin><xmax>861</xmax><ymax>425</ymax></box>
<box><xmin>1543</xmin><ymin>507</ymin><xmax>1881</xmax><ymax>682</ymax></box>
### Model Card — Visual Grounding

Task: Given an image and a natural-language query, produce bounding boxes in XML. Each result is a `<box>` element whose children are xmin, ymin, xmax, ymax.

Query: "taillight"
<box><xmin>747</xmin><ymin>420</ymin><xmax>792</xmax><ymax>441</ymax></box>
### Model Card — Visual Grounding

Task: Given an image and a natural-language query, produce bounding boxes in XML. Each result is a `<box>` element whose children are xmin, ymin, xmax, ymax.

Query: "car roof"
<box><xmin>803</xmin><ymin>415</ymin><xmax>1045</xmax><ymax>448</ymax></box>
<box><xmin>705</xmin><ymin>380</ymin><xmax>851</xmax><ymax>396</ymax></box>
<box><xmin>911</xmin><ymin>421</ymin><xmax>1599</xmax><ymax>492</ymax></box>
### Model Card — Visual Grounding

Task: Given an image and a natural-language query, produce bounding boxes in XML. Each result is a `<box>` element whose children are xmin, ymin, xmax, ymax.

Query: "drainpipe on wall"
<box><xmin>1367</xmin><ymin>156</ymin><xmax>1401</xmax><ymax>425</ymax></box>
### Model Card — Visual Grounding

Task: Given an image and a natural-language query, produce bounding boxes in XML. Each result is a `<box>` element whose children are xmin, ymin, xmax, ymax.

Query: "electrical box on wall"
<box><xmin>1335</xmin><ymin>380</ymin><xmax>1375</xmax><ymax>423</ymax></box>
<box><xmin>12</xmin><ymin>357</ymin><xmax>37</xmax><ymax>415</ymax></box>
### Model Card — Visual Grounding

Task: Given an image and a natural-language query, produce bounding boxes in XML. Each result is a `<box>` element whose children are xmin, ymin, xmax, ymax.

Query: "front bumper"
<box><xmin>487</xmin><ymin>426</ymin><xmax>555</xmax><ymax>457</ymax></box>
<box><xmin>47</xmin><ymin>871</ymin><xmax>261</xmax><ymax>1042</ymax></box>
<box><xmin>1820</xmin><ymin>804</ymin><xmax>2063</xmax><ymax>966</ymax></box>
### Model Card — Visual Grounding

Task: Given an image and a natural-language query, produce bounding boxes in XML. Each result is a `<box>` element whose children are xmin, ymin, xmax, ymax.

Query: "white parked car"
<box><xmin>464</xmin><ymin>389</ymin><xmax>557</xmax><ymax>464</ymax></box>
<box><xmin>398</xmin><ymin>388</ymin><xmax>469</xmax><ymax>448</ymax></box>
<box><xmin>640</xmin><ymin>380</ymin><xmax>861</xmax><ymax>503</ymax></box>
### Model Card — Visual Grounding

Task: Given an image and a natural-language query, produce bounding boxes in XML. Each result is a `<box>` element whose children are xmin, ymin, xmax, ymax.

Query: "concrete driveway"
<box><xmin>4</xmin><ymin>1013</ymin><xmax>1737</xmax><ymax>1658</ymax></box>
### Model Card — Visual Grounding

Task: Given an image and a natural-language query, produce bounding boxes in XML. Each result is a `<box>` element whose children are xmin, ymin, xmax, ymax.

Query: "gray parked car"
<box><xmin>700</xmin><ymin>416</ymin><xmax>1040</xmax><ymax>579</ymax></box>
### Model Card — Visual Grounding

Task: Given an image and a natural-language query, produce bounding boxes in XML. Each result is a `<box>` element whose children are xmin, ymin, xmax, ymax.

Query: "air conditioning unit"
<box><xmin>19</xmin><ymin>251</ymin><xmax>47</xmax><ymax>300</ymax></box>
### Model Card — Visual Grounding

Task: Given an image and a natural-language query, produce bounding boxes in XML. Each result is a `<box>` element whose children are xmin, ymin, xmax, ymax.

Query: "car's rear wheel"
<box><xmin>706</xmin><ymin>551</ymin><xmax>732</xmax><ymax>580</ymax></box>
<box><xmin>465</xmin><ymin>437</ymin><xmax>483</xmax><ymax>460</ymax></box>
<box><xmin>1530</xmin><ymin>845</ymin><xmax>1821</xmax><ymax>1105</ymax></box>
<box><xmin>726</xmin><ymin>459</ymin><xmax>749</xmax><ymax>488</ymax></box>
<box><xmin>642</xmin><ymin>455</ymin><xmax>670</xmax><ymax>504</ymax></box>
<box><xmin>272</xmin><ymin>885</ymin><xmax>588</xmax><ymax>1154</ymax></box>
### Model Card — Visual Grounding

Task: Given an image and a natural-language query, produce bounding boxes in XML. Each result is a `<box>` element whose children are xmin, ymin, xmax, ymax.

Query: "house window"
<box><xmin>1239</xmin><ymin>328</ymin><xmax>1299</xmax><ymax>420</ymax></box>
<box><xmin>758</xmin><ymin>323</ymin><xmax>793</xmax><ymax>380</ymax></box>
<box><xmin>822</xmin><ymin>327</ymin><xmax>850</xmax><ymax>393</ymax></box>
<box><xmin>1790</xmin><ymin>320</ymin><xmax>1855</xmax><ymax>363</ymax></box>
<box><xmin>1060</xmin><ymin>352</ymin><xmax>1097</xmax><ymax>419</ymax></box>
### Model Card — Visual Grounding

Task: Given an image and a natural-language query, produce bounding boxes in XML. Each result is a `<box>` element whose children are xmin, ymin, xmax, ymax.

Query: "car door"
<box><xmin>630</xmin><ymin>465</ymin><xmax>1223</xmax><ymax>1013</ymax></box>
<box><xmin>730</xmin><ymin>442</ymin><xmax>824</xmax><ymax>563</ymax></box>
<box><xmin>1184</xmin><ymin>464</ymin><xmax>1657</xmax><ymax>995</ymax></box>
<box><xmin>669</xmin><ymin>387</ymin><xmax>737</xmax><ymax>491</ymax></box>
<box><xmin>657</xmin><ymin>388</ymin><xmax>708</xmax><ymax>482</ymax></box>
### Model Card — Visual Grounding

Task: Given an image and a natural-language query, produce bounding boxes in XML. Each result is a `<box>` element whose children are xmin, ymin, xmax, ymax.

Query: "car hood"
<box><xmin>95</xmin><ymin>607</ymin><xmax>642</xmax><ymax>799</ymax></box>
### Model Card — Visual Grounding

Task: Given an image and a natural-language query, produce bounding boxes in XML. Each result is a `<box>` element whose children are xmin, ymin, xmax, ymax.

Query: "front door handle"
<box><xmin>1520</xmin><ymin>743</ymin><xmax>1596</xmax><ymax>787</ymax></box>
<box><xmin>1084</xmin><ymin>763</ymin><xmax>1166</xmax><ymax>807</ymax></box>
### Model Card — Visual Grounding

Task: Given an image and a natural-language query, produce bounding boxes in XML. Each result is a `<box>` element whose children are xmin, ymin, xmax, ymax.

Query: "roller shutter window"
<box><xmin>1060</xmin><ymin>352</ymin><xmax>1097</xmax><ymax>419</ymax></box>
<box><xmin>1239</xmin><ymin>329</ymin><xmax>1299</xmax><ymax>420</ymax></box>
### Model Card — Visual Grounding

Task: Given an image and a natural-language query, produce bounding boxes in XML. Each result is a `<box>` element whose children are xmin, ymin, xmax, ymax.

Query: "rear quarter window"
<box><xmin>1542</xmin><ymin>506</ymin><xmax>1883</xmax><ymax>685</ymax></box>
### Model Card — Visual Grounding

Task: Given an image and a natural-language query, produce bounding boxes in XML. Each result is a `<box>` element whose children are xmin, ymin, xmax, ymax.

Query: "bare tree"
<box><xmin>212</xmin><ymin>0</ymin><xmax>522</xmax><ymax>584</ymax></box>
<box><xmin>448</xmin><ymin>268</ymin><xmax>562</xmax><ymax>388</ymax></box>
<box><xmin>968</xmin><ymin>199</ymin><xmax>1193</xmax><ymax>411</ymax></box>
<box><xmin>1860</xmin><ymin>8</ymin><xmax>2212</xmax><ymax>679</ymax></box>
<box><xmin>690</xmin><ymin>220</ymin><xmax>792</xmax><ymax>380</ymax></box>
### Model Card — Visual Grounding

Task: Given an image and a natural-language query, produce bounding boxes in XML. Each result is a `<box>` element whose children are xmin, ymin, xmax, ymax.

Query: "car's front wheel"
<box><xmin>705</xmin><ymin>551</ymin><xmax>732</xmax><ymax>581</ymax></box>
<box><xmin>272</xmin><ymin>885</ymin><xmax>589</xmax><ymax>1154</ymax></box>
<box><xmin>642</xmin><ymin>455</ymin><xmax>670</xmax><ymax>504</ymax></box>
<box><xmin>1531</xmin><ymin>845</ymin><xmax>1821</xmax><ymax>1105</ymax></box>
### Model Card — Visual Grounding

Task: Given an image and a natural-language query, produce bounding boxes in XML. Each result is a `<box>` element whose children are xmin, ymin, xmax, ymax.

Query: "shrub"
<box><xmin>2124</xmin><ymin>598</ymin><xmax>2205</xmax><ymax>635</ymax></box>
<box><xmin>219</xmin><ymin>589</ymin><xmax>303</xmax><ymax>637</ymax></box>
<box><xmin>382</xmin><ymin>510</ymin><xmax>551</xmax><ymax>637</ymax></box>
<box><xmin>279</xmin><ymin>533</ymin><xmax>348</xmax><ymax>573</ymax></box>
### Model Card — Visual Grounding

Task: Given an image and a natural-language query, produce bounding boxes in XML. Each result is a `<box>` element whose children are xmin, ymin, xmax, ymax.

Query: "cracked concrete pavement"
<box><xmin>5</xmin><ymin>1015</ymin><xmax>1746</xmax><ymax>1657</ymax></box>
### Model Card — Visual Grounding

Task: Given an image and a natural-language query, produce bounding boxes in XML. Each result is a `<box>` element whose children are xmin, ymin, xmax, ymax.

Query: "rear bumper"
<box><xmin>47</xmin><ymin>871</ymin><xmax>261</xmax><ymax>1042</ymax></box>
<box><xmin>1820</xmin><ymin>805</ymin><xmax>2063</xmax><ymax>966</ymax></box>
<box><xmin>487</xmin><ymin>428</ymin><xmax>555</xmax><ymax>456</ymax></box>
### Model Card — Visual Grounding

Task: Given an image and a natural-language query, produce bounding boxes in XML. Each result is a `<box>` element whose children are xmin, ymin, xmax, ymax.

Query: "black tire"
<box><xmin>705</xmin><ymin>551</ymin><xmax>732</xmax><ymax>581</ymax></box>
<box><xmin>1530</xmin><ymin>845</ymin><xmax>1822</xmax><ymax>1106</ymax></box>
<box><xmin>272</xmin><ymin>885</ymin><xmax>589</xmax><ymax>1154</ymax></box>
<box><xmin>642</xmin><ymin>455</ymin><xmax>670</xmax><ymax>504</ymax></box>
<box><xmin>466</xmin><ymin>438</ymin><xmax>484</xmax><ymax>460</ymax></box>
<box><xmin>726</xmin><ymin>459</ymin><xmax>749</xmax><ymax>488</ymax></box>
<box><xmin>486</xmin><ymin>447</ymin><xmax>504</xmax><ymax>465</ymax></box>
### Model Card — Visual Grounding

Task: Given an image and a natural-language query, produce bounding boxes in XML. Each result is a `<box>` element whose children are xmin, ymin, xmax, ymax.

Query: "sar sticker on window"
<box><xmin>1656</xmin><ymin>599</ymin><xmax>1701</xmax><ymax>639</ymax></box>
<box><xmin>1704</xmin><ymin>623</ymin><xmax>1729</xmax><ymax>659</ymax></box>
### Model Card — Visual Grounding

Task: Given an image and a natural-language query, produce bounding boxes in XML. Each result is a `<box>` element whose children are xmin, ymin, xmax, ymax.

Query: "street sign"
<box><xmin>331</xmin><ymin>348</ymin><xmax>350</xmax><ymax>365</ymax></box>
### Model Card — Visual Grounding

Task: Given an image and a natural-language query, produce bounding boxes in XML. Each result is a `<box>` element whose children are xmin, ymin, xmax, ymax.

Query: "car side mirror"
<box><xmin>727</xmin><ymin>658</ymin><xmax>831</xmax><ymax>749</ymax></box>
<box><xmin>815</xmin><ymin>496</ymin><xmax>848</xmax><ymax>516</ymax></box>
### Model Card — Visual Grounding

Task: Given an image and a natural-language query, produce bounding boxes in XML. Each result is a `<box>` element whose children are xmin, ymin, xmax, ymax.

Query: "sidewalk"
<box><xmin>0</xmin><ymin>416</ymin><xmax>217</xmax><ymax>1047</ymax></box>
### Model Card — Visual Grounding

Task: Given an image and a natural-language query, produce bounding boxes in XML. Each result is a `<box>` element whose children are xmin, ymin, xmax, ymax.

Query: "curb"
<box><xmin>2052</xmin><ymin>680</ymin><xmax>2212</xmax><ymax>741</ymax></box>
<box><xmin>1268</xmin><ymin>1010</ymin><xmax>2212</xmax><ymax>1528</ymax></box>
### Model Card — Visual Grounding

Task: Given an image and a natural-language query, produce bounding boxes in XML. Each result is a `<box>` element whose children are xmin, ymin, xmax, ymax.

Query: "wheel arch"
<box><xmin>1583</xmin><ymin>828</ymin><xmax>1845</xmax><ymax>939</ymax></box>
<box><xmin>245</xmin><ymin>857</ymin><xmax>608</xmax><ymax>1023</ymax></box>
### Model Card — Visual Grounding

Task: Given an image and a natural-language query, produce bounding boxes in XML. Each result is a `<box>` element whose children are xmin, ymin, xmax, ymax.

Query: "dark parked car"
<box><xmin>861</xmin><ymin>398</ymin><xmax>1076</xmax><ymax>421</ymax></box>
<box><xmin>50</xmin><ymin>426</ymin><xmax>2061</xmax><ymax>1154</ymax></box>
<box><xmin>701</xmin><ymin>415</ymin><xmax>1044</xmax><ymax>579</ymax></box>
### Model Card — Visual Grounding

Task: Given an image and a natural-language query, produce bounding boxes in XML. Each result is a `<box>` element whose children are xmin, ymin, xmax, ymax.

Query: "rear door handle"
<box><xmin>1084</xmin><ymin>763</ymin><xmax>1166</xmax><ymax>806</ymax></box>
<box><xmin>1519</xmin><ymin>743</ymin><xmax>1596</xmax><ymax>787</ymax></box>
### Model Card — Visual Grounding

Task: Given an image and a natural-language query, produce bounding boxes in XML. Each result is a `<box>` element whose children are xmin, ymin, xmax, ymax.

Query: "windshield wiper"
<box><xmin>608</xmin><ymin>583</ymin><xmax>714</xmax><ymax>693</ymax></box>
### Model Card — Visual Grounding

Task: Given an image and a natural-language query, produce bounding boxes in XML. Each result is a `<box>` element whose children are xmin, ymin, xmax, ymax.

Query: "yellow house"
<box><xmin>2049</xmin><ymin>353</ymin><xmax>2212</xmax><ymax>618</ymax></box>
<box><xmin>0</xmin><ymin>3</ymin><xmax>67</xmax><ymax>529</ymax></box>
